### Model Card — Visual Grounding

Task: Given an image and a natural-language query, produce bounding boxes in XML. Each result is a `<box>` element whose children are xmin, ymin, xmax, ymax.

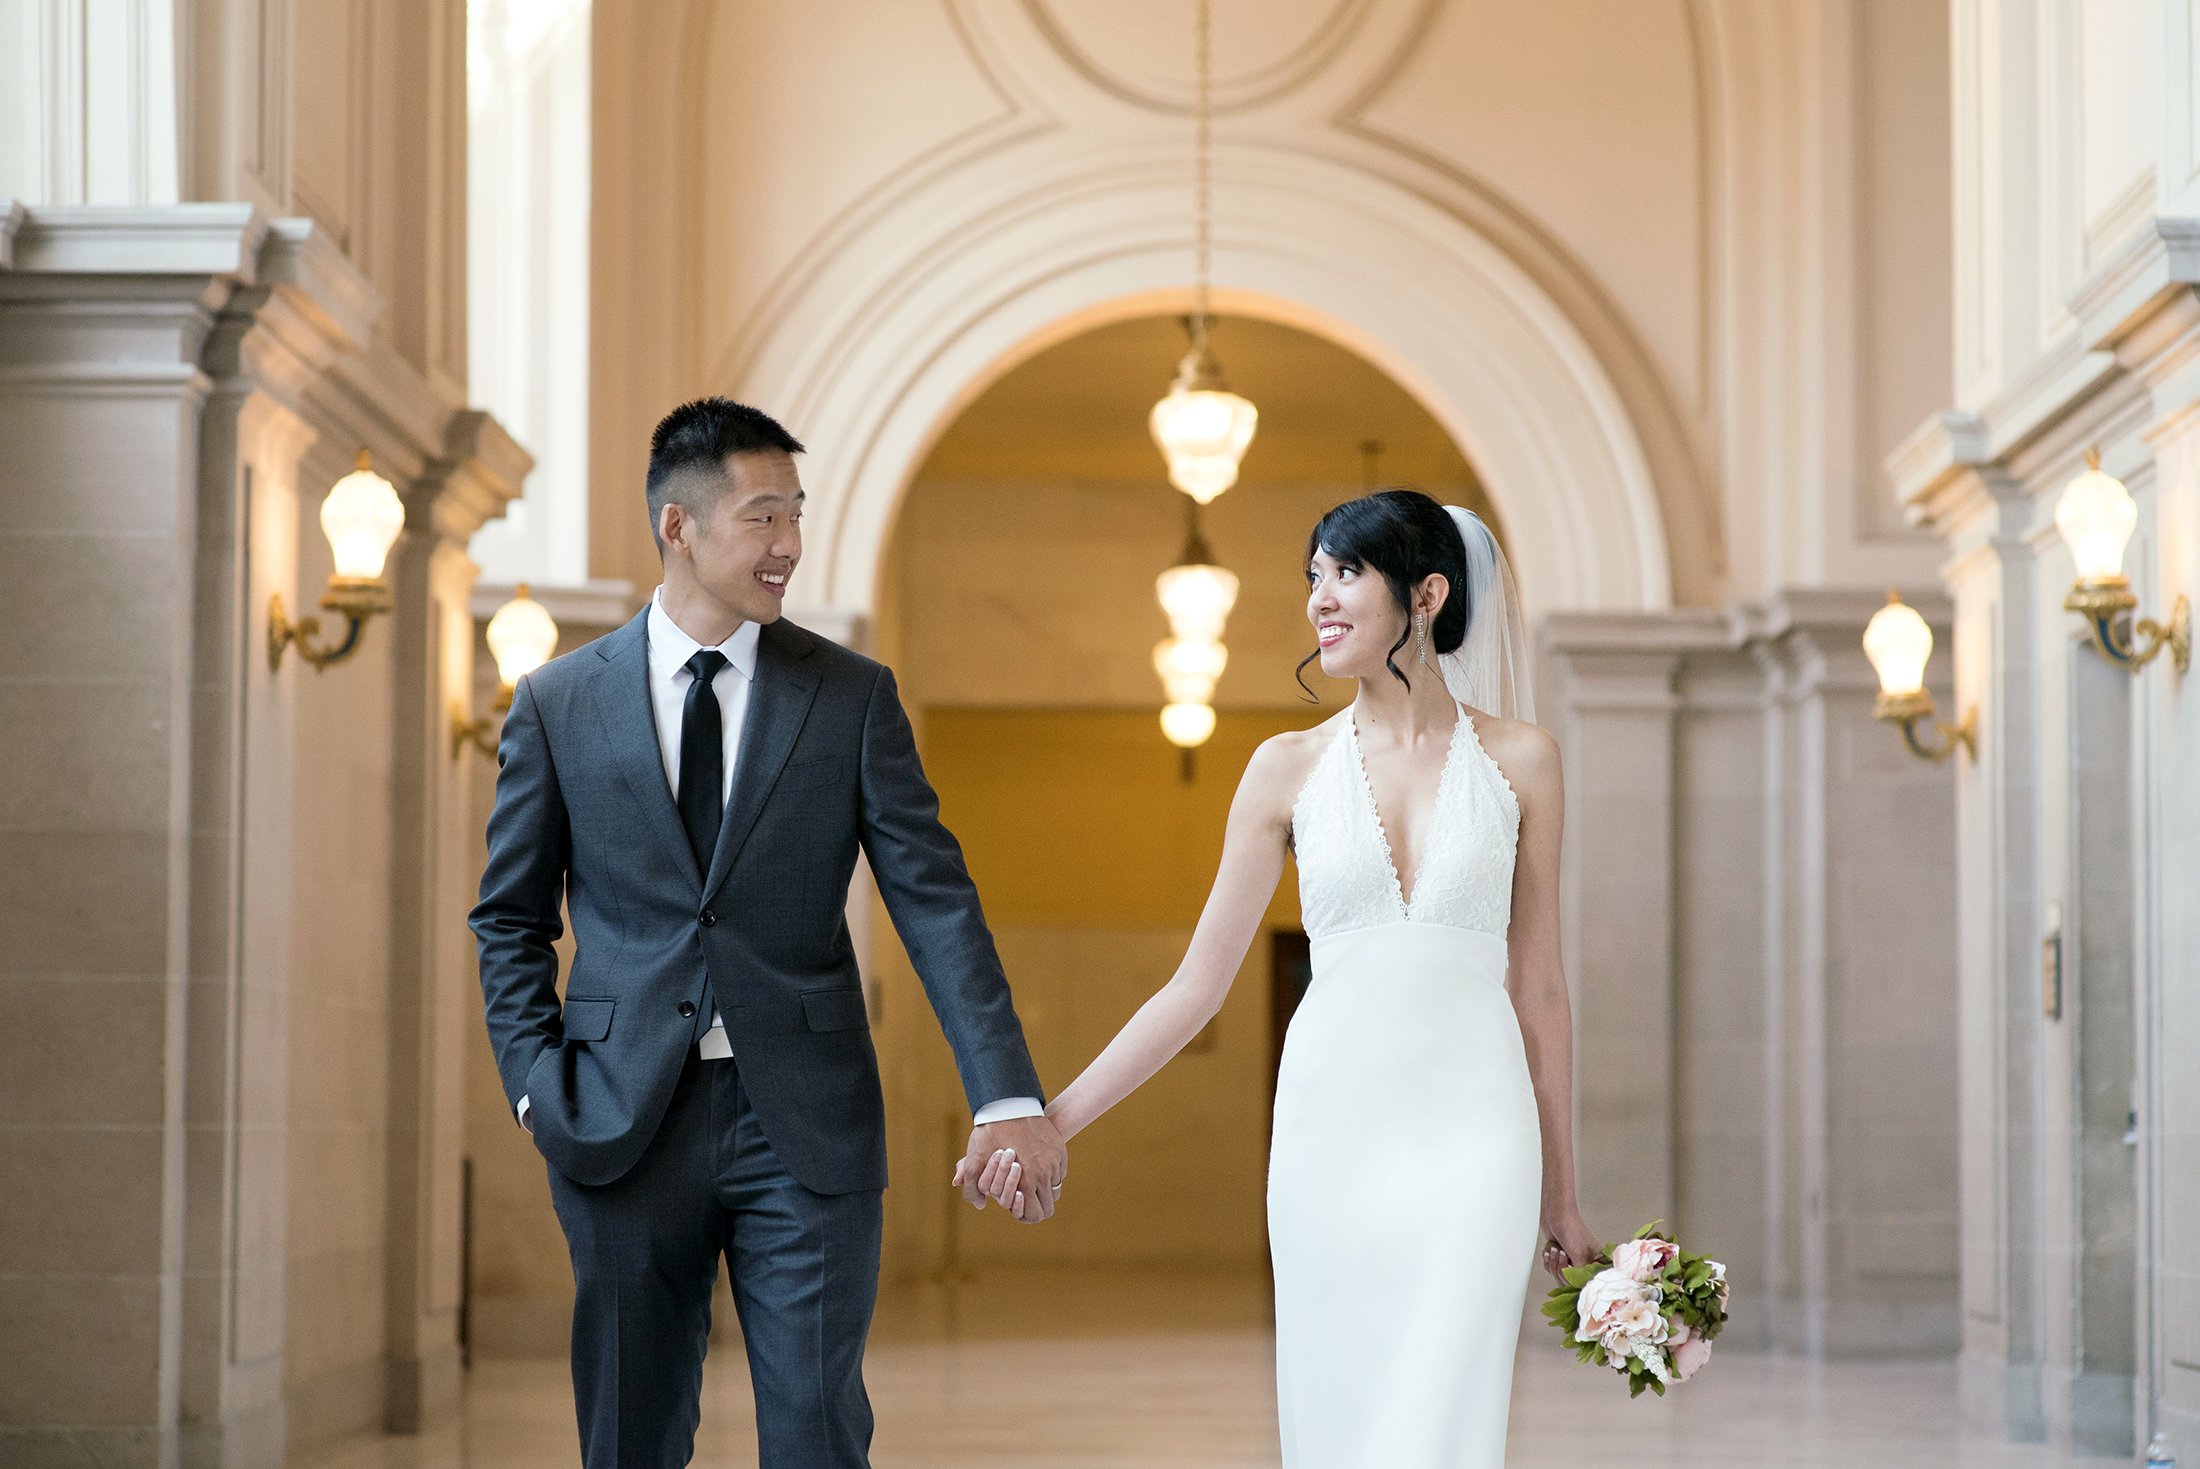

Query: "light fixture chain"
<box><xmin>1194</xmin><ymin>0</ymin><xmax>1212</xmax><ymax>350</ymax></box>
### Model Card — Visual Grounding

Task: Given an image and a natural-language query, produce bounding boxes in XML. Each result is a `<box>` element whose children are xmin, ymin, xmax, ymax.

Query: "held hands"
<box><xmin>951</xmin><ymin>1113</ymin><xmax>1068</xmax><ymax>1224</ymax></box>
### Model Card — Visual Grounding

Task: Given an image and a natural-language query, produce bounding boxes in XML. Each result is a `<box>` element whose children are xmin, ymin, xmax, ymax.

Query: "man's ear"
<box><xmin>658</xmin><ymin>501</ymin><xmax>685</xmax><ymax>556</ymax></box>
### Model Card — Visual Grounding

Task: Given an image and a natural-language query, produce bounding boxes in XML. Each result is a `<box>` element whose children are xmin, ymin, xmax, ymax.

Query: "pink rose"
<box><xmin>1671</xmin><ymin>1334</ymin><xmax>1713</xmax><ymax>1381</ymax></box>
<box><xmin>1611</xmin><ymin>1237</ymin><xmax>1679</xmax><ymax>1283</ymax></box>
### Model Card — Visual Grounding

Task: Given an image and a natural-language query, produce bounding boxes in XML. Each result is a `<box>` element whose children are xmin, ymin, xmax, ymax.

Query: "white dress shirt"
<box><xmin>521</xmin><ymin>589</ymin><xmax>1041</xmax><ymax>1131</ymax></box>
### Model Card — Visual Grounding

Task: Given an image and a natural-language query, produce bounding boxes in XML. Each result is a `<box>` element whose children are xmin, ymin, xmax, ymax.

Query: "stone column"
<box><xmin>1669</xmin><ymin>632</ymin><xmax>1783</xmax><ymax>1352</ymax></box>
<box><xmin>0</xmin><ymin>206</ymin><xmax>374</xmax><ymax>1469</ymax></box>
<box><xmin>378</xmin><ymin>411</ymin><xmax>526</xmax><ymax>1429</ymax></box>
<box><xmin>1540</xmin><ymin>618</ymin><xmax>1696</xmax><ymax>1250</ymax></box>
<box><xmin>1901</xmin><ymin>425</ymin><xmax>2054</xmax><ymax>1439</ymax></box>
<box><xmin>1763</xmin><ymin>590</ymin><xmax>1960</xmax><ymax>1360</ymax></box>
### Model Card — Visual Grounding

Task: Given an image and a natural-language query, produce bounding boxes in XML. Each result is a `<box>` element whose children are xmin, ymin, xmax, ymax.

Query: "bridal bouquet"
<box><xmin>1540</xmin><ymin>1221</ymin><xmax>1728</xmax><ymax>1397</ymax></box>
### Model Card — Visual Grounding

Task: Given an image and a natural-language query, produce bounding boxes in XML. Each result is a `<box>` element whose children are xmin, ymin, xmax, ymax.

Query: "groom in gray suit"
<box><xmin>472</xmin><ymin>397</ymin><xmax>1068</xmax><ymax>1468</ymax></box>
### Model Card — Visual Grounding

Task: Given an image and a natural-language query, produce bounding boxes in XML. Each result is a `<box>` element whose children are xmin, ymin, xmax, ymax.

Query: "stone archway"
<box><xmin>724</xmin><ymin>142</ymin><xmax>1676</xmax><ymax>626</ymax></box>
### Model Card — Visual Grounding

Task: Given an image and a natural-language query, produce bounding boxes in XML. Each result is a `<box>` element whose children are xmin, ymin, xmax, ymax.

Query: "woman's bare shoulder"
<box><xmin>1240</xmin><ymin>711</ymin><xmax>1347</xmax><ymax>818</ymax></box>
<box><xmin>1466</xmin><ymin>711</ymin><xmax>1561</xmax><ymax>797</ymax></box>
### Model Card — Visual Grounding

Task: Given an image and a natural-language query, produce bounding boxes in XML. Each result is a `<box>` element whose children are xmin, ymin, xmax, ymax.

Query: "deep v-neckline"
<box><xmin>1345</xmin><ymin>703</ymin><xmax>1468</xmax><ymax>919</ymax></box>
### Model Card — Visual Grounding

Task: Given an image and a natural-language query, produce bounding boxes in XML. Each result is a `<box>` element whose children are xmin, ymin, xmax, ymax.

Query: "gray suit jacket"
<box><xmin>470</xmin><ymin>610</ymin><xmax>1043</xmax><ymax>1193</ymax></box>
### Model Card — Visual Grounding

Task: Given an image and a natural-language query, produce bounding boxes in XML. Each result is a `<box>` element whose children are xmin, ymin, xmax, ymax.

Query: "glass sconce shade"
<box><xmin>321</xmin><ymin>451</ymin><xmax>406</xmax><ymax>582</ymax></box>
<box><xmin>1154</xmin><ymin>560</ymin><xmax>1240</xmax><ymax>644</ymax></box>
<box><xmin>1150</xmin><ymin>348</ymin><xmax>1258</xmax><ymax>505</ymax></box>
<box><xmin>486</xmin><ymin>584</ymin><xmax>560</xmax><ymax>688</ymax></box>
<box><xmin>2050</xmin><ymin>448</ymin><xmax>2191</xmax><ymax>675</ymax></box>
<box><xmin>1160</xmin><ymin>701</ymin><xmax>1218</xmax><ymax>749</ymax></box>
<box><xmin>268</xmin><ymin>449</ymin><xmax>403</xmax><ymax>673</ymax></box>
<box><xmin>2054</xmin><ymin>453</ymin><xmax>2138</xmax><ymax>584</ymax></box>
<box><xmin>1862</xmin><ymin>590</ymin><xmax>1976</xmax><ymax>762</ymax></box>
<box><xmin>1862</xmin><ymin>592</ymin><xmax>1933</xmax><ymax>699</ymax></box>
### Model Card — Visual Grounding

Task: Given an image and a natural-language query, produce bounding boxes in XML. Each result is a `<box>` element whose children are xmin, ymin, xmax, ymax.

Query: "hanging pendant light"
<box><xmin>1153</xmin><ymin>502</ymin><xmax>1237</xmax><ymax>751</ymax></box>
<box><xmin>1150</xmin><ymin>0</ymin><xmax>1257</xmax><ymax>504</ymax></box>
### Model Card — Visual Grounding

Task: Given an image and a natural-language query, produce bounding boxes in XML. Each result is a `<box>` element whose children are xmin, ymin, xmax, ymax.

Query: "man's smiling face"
<box><xmin>664</xmin><ymin>449</ymin><xmax>804</xmax><ymax>625</ymax></box>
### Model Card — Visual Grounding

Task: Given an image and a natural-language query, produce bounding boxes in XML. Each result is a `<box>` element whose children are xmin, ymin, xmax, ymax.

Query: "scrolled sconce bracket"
<box><xmin>1874</xmin><ymin>689</ymin><xmax>1977</xmax><ymax>765</ymax></box>
<box><xmin>2066</xmin><ymin>580</ymin><xmax>2191</xmax><ymax>674</ymax></box>
<box><xmin>450</xmin><ymin>685</ymin><xmax>516</xmax><ymax>761</ymax></box>
<box><xmin>2136</xmin><ymin>594</ymin><xmax>2191</xmax><ymax>674</ymax></box>
<box><xmin>268</xmin><ymin>579</ymin><xmax>394</xmax><ymax>673</ymax></box>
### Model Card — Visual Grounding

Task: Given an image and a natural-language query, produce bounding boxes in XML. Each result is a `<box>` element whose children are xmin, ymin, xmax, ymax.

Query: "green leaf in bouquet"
<box><xmin>1561</xmin><ymin>1262</ymin><xmax>1600</xmax><ymax>1289</ymax></box>
<box><xmin>1632</xmin><ymin>1219</ymin><xmax>1665</xmax><ymax>1241</ymax></box>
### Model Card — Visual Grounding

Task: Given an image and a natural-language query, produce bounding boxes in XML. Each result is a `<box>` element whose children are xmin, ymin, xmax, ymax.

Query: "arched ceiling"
<box><xmin>920</xmin><ymin>314</ymin><xmax>1489</xmax><ymax>509</ymax></box>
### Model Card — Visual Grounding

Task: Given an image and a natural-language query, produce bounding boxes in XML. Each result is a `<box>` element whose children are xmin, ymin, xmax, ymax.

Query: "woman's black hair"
<box><xmin>1294</xmin><ymin>488</ymin><xmax>1472</xmax><ymax>700</ymax></box>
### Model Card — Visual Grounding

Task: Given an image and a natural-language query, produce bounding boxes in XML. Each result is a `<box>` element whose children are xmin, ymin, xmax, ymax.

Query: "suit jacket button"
<box><xmin>699</xmin><ymin>909</ymin><xmax>717</xmax><ymax>928</ymax></box>
<box><xmin>678</xmin><ymin>1001</ymin><xmax>697</xmax><ymax>1019</ymax></box>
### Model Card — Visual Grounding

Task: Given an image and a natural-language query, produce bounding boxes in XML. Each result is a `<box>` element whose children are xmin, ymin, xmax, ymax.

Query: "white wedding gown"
<box><xmin>1269</xmin><ymin>703</ymin><xmax>1544</xmax><ymax>1467</ymax></box>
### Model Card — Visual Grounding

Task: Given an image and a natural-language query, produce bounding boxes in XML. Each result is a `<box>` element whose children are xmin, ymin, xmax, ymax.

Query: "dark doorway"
<box><xmin>1268</xmin><ymin>929</ymin><xmax>1313</xmax><ymax>1124</ymax></box>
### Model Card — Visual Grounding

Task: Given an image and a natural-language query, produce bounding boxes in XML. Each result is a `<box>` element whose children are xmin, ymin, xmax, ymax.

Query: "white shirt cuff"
<box><xmin>973</xmin><ymin>1096</ymin><xmax>1045</xmax><ymax>1125</ymax></box>
<box><xmin>516</xmin><ymin>1095</ymin><xmax>532</xmax><ymax>1132</ymax></box>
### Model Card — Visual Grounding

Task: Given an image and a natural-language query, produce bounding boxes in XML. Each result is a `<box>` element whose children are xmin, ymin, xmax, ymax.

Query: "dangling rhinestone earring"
<box><xmin>1416</xmin><ymin>611</ymin><xmax>1430</xmax><ymax>667</ymax></box>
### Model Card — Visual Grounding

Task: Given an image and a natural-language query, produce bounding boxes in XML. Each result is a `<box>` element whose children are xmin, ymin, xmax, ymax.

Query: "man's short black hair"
<box><xmin>645</xmin><ymin>397</ymin><xmax>806</xmax><ymax>550</ymax></box>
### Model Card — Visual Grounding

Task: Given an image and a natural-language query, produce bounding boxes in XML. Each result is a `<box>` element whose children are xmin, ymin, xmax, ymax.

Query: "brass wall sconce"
<box><xmin>1863</xmin><ymin>590</ymin><xmax>1976</xmax><ymax>763</ymax></box>
<box><xmin>2055</xmin><ymin>449</ymin><xmax>2191</xmax><ymax>675</ymax></box>
<box><xmin>452</xmin><ymin>585</ymin><xmax>560</xmax><ymax>758</ymax></box>
<box><xmin>268</xmin><ymin>450</ymin><xmax>406</xmax><ymax>672</ymax></box>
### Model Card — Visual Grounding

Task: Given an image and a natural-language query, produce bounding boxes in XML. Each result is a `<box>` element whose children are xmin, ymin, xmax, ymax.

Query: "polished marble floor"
<box><xmin>311</xmin><ymin>1272</ymin><xmax>2126</xmax><ymax>1469</ymax></box>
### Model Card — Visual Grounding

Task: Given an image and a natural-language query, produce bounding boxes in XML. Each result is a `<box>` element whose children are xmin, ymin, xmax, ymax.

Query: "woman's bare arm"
<box><xmin>1485</xmin><ymin>718</ymin><xmax>1595</xmax><ymax>1265</ymax></box>
<box><xmin>1041</xmin><ymin>734</ymin><xmax>1305</xmax><ymax>1142</ymax></box>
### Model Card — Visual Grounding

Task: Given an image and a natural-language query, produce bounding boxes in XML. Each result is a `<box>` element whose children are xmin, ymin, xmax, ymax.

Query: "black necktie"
<box><xmin>679</xmin><ymin>649</ymin><xmax>730</xmax><ymax>874</ymax></box>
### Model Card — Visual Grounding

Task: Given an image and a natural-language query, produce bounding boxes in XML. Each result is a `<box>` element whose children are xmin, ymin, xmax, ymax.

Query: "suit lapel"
<box><xmin>589</xmin><ymin>609</ymin><xmax>701</xmax><ymax>887</ymax></box>
<box><xmin>703</xmin><ymin>620</ymin><xmax>821</xmax><ymax>903</ymax></box>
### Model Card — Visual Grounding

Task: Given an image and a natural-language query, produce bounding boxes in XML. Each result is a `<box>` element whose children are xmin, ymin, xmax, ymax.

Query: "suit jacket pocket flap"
<box><xmin>800</xmin><ymin>988</ymin><xmax>869</xmax><ymax>1033</ymax></box>
<box><xmin>561</xmin><ymin>996</ymin><xmax>615</xmax><ymax>1042</ymax></box>
<box><xmin>773</xmin><ymin>757</ymin><xmax>839</xmax><ymax>797</ymax></box>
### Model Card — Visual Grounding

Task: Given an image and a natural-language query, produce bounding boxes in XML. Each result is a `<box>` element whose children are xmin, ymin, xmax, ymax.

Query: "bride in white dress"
<box><xmin>962</xmin><ymin>489</ymin><xmax>1601</xmax><ymax>1467</ymax></box>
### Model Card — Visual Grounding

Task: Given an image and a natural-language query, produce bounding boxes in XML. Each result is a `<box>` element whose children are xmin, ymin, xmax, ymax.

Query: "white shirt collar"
<box><xmin>647</xmin><ymin>586</ymin><xmax>762</xmax><ymax>684</ymax></box>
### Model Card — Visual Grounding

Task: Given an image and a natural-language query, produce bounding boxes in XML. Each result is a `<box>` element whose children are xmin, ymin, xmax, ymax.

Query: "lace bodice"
<box><xmin>1290</xmin><ymin>705</ymin><xmax>1521</xmax><ymax>941</ymax></box>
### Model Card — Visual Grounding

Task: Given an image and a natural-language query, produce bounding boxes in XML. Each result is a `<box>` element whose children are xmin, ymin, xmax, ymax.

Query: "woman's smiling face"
<box><xmin>1306</xmin><ymin>547</ymin><xmax>1410</xmax><ymax>681</ymax></box>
